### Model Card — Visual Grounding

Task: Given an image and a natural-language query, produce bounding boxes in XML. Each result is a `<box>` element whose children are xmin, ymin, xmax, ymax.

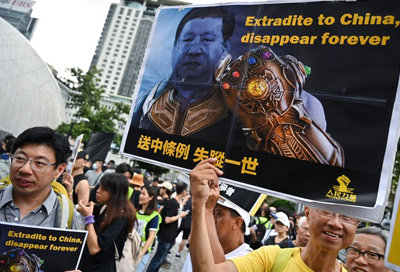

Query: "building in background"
<box><xmin>89</xmin><ymin>0</ymin><xmax>188</xmax><ymax>103</ymax></box>
<box><xmin>0</xmin><ymin>0</ymin><xmax>38</xmax><ymax>40</ymax></box>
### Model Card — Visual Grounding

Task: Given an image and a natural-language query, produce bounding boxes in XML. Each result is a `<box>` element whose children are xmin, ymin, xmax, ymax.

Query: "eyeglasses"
<box><xmin>10</xmin><ymin>154</ymin><xmax>56</xmax><ymax>172</ymax></box>
<box><xmin>315</xmin><ymin>209</ymin><xmax>359</xmax><ymax>225</ymax></box>
<box><xmin>346</xmin><ymin>247</ymin><xmax>384</xmax><ymax>264</ymax></box>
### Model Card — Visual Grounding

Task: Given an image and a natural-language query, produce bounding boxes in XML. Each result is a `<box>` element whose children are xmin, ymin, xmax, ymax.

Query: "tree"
<box><xmin>270</xmin><ymin>199</ymin><xmax>296</xmax><ymax>213</ymax></box>
<box><xmin>135</xmin><ymin>161</ymin><xmax>170</xmax><ymax>176</ymax></box>
<box><xmin>56</xmin><ymin>67</ymin><xmax>130</xmax><ymax>146</ymax></box>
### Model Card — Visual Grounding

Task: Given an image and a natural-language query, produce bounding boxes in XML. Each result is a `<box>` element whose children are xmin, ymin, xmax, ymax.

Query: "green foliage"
<box><xmin>270</xmin><ymin>199</ymin><xmax>296</xmax><ymax>213</ymax></box>
<box><xmin>64</xmin><ymin>67</ymin><xmax>104</xmax><ymax>117</ymax></box>
<box><xmin>56</xmin><ymin>67</ymin><xmax>130</xmax><ymax>144</ymax></box>
<box><xmin>136</xmin><ymin>161</ymin><xmax>170</xmax><ymax>176</ymax></box>
<box><xmin>389</xmin><ymin>138</ymin><xmax>400</xmax><ymax>209</ymax></box>
<box><xmin>113</xmin><ymin>134</ymin><xmax>123</xmax><ymax>150</ymax></box>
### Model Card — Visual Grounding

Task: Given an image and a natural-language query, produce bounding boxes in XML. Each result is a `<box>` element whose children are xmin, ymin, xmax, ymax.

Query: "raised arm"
<box><xmin>76</xmin><ymin>179</ymin><xmax>90</xmax><ymax>205</ymax></box>
<box><xmin>205</xmin><ymin>185</ymin><xmax>225</xmax><ymax>263</ymax></box>
<box><xmin>189</xmin><ymin>158</ymin><xmax>238</xmax><ymax>272</ymax></box>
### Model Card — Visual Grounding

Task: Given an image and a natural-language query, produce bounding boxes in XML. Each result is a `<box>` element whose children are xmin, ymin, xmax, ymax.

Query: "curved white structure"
<box><xmin>0</xmin><ymin>17</ymin><xmax>66</xmax><ymax>137</ymax></box>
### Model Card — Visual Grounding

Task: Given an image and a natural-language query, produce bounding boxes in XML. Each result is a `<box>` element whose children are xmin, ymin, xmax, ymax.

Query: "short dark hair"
<box><xmin>175</xmin><ymin>182</ymin><xmax>188</xmax><ymax>195</ymax></box>
<box><xmin>115</xmin><ymin>163</ymin><xmax>133</xmax><ymax>179</ymax></box>
<box><xmin>12</xmin><ymin>127</ymin><xmax>69</xmax><ymax>167</ymax></box>
<box><xmin>107</xmin><ymin>160</ymin><xmax>116</xmax><ymax>169</ymax></box>
<box><xmin>5</xmin><ymin>138</ymin><xmax>15</xmax><ymax>153</ymax></box>
<box><xmin>3</xmin><ymin>135</ymin><xmax>15</xmax><ymax>144</ymax></box>
<box><xmin>174</xmin><ymin>7</ymin><xmax>235</xmax><ymax>44</ymax></box>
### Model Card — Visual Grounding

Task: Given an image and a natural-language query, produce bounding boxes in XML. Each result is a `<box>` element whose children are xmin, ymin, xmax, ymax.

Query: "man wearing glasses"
<box><xmin>0</xmin><ymin>126</ymin><xmax>78</xmax><ymax>229</ymax></box>
<box><xmin>190</xmin><ymin>158</ymin><xmax>359</xmax><ymax>272</ymax></box>
<box><xmin>345</xmin><ymin>227</ymin><xmax>393</xmax><ymax>272</ymax></box>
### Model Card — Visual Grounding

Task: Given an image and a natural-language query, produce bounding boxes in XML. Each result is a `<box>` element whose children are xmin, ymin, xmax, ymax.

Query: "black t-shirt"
<box><xmin>279</xmin><ymin>239</ymin><xmax>295</xmax><ymax>248</ymax></box>
<box><xmin>131</xmin><ymin>189</ymin><xmax>140</xmax><ymax>209</ymax></box>
<box><xmin>264</xmin><ymin>236</ymin><xmax>291</xmax><ymax>246</ymax></box>
<box><xmin>158</xmin><ymin>197</ymin><xmax>169</xmax><ymax>208</ymax></box>
<box><xmin>158</xmin><ymin>198</ymin><xmax>179</xmax><ymax>243</ymax></box>
<box><xmin>72</xmin><ymin>173</ymin><xmax>88</xmax><ymax>205</ymax></box>
<box><xmin>89</xmin><ymin>184</ymin><xmax>100</xmax><ymax>203</ymax></box>
<box><xmin>179</xmin><ymin>197</ymin><xmax>192</xmax><ymax>229</ymax></box>
<box><xmin>79</xmin><ymin>204</ymin><xmax>128</xmax><ymax>272</ymax></box>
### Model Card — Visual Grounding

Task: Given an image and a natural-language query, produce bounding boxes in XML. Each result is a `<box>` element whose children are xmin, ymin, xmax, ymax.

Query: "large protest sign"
<box><xmin>0</xmin><ymin>222</ymin><xmax>87</xmax><ymax>271</ymax></box>
<box><xmin>121</xmin><ymin>0</ymin><xmax>400</xmax><ymax>222</ymax></box>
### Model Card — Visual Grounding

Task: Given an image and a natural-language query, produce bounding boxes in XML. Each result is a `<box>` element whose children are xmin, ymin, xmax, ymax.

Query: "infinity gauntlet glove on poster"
<box><xmin>219</xmin><ymin>46</ymin><xmax>344</xmax><ymax>167</ymax></box>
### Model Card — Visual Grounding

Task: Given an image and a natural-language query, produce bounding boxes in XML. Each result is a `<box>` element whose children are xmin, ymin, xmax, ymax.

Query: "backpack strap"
<box><xmin>93</xmin><ymin>173</ymin><xmax>104</xmax><ymax>187</ymax></box>
<box><xmin>265</xmin><ymin>220</ymin><xmax>273</xmax><ymax>229</ymax></box>
<box><xmin>270</xmin><ymin>248</ymin><xmax>293</xmax><ymax>272</ymax></box>
<box><xmin>131</xmin><ymin>228</ymin><xmax>142</xmax><ymax>263</ymax></box>
<box><xmin>114</xmin><ymin>242</ymin><xmax>120</xmax><ymax>260</ymax></box>
<box><xmin>0</xmin><ymin>175</ymin><xmax>11</xmax><ymax>185</ymax></box>
<box><xmin>57</xmin><ymin>193</ymin><xmax>74</xmax><ymax>229</ymax></box>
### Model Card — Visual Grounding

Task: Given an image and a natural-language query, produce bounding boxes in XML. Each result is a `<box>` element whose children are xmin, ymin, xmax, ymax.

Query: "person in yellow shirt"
<box><xmin>189</xmin><ymin>158</ymin><xmax>359</xmax><ymax>272</ymax></box>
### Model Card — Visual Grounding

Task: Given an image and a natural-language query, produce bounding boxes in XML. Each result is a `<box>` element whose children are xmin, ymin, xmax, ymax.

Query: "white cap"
<box><xmin>217</xmin><ymin>197</ymin><xmax>250</xmax><ymax>235</ymax></box>
<box><xmin>275</xmin><ymin>212</ymin><xmax>290</xmax><ymax>228</ymax></box>
<box><xmin>158</xmin><ymin>182</ymin><xmax>173</xmax><ymax>191</ymax></box>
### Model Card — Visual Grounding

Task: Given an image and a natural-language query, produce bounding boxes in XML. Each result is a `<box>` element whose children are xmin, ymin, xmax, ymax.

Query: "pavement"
<box><xmin>144</xmin><ymin>232</ymin><xmax>189</xmax><ymax>272</ymax></box>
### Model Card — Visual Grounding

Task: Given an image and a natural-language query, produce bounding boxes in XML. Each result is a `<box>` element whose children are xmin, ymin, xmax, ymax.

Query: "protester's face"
<box><xmin>139</xmin><ymin>188</ymin><xmax>153</xmax><ymax>206</ymax></box>
<box><xmin>297</xmin><ymin>222</ymin><xmax>310</xmax><ymax>247</ymax></box>
<box><xmin>306</xmin><ymin>207</ymin><xmax>358</xmax><ymax>253</ymax></box>
<box><xmin>172</xmin><ymin>17</ymin><xmax>227</xmax><ymax>85</ymax></box>
<box><xmin>95</xmin><ymin>161</ymin><xmax>103</xmax><ymax>170</ymax></box>
<box><xmin>214</xmin><ymin>204</ymin><xmax>239</xmax><ymax>246</ymax></box>
<box><xmin>10</xmin><ymin>144</ymin><xmax>65</xmax><ymax>198</ymax></box>
<box><xmin>122</xmin><ymin>171</ymin><xmax>132</xmax><ymax>181</ymax></box>
<box><xmin>275</xmin><ymin>221</ymin><xmax>289</xmax><ymax>234</ymax></box>
<box><xmin>346</xmin><ymin>233</ymin><xmax>388</xmax><ymax>272</ymax></box>
<box><xmin>73</xmin><ymin>158</ymin><xmax>85</xmax><ymax>170</ymax></box>
<box><xmin>96</xmin><ymin>184</ymin><xmax>112</xmax><ymax>204</ymax></box>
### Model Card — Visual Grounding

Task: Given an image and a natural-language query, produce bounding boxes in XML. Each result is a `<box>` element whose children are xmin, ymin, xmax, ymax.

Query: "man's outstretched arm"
<box><xmin>189</xmin><ymin>158</ymin><xmax>238</xmax><ymax>272</ymax></box>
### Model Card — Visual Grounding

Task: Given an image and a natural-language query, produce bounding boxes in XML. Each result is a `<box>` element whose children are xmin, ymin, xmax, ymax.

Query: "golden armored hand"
<box><xmin>218</xmin><ymin>46</ymin><xmax>344</xmax><ymax>167</ymax></box>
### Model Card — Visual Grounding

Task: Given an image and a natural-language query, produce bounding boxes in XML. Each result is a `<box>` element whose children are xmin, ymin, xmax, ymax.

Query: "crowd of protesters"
<box><xmin>0</xmin><ymin>127</ymin><xmax>395</xmax><ymax>272</ymax></box>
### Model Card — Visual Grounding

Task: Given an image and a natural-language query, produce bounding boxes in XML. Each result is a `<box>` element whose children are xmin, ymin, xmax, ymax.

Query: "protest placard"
<box><xmin>66</xmin><ymin>134</ymin><xmax>84</xmax><ymax>175</ymax></box>
<box><xmin>0</xmin><ymin>222</ymin><xmax>87</xmax><ymax>271</ymax></box>
<box><xmin>178</xmin><ymin>172</ymin><xmax>266</xmax><ymax>215</ymax></box>
<box><xmin>122</xmin><ymin>0</ymin><xmax>400</xmax><ymax>222</ymax></box>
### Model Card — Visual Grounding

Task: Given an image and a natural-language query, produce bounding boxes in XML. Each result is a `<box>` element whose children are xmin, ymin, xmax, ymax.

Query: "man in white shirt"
<box><xmin>182</xmin><ymin>187</ymin><xmax>252</xmax><ymax>271</ymax></box>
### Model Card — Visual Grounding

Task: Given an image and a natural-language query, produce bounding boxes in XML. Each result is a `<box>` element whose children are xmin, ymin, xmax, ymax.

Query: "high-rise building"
<box><xmin>89</xmin><ymin>0</ymin><xmax>188</xmax><ymax>102</ymax></box>
<box><xmin>0</xmin><ymin>0</ymin><xmax>38</xmax><ymax>40</ymax></box>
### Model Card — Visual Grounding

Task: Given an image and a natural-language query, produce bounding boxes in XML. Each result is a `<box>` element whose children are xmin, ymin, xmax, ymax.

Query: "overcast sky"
<box><xmin>30</xmin><ymin>0</ymin><xmax>232</xmax><ymax>79</ymax></box>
